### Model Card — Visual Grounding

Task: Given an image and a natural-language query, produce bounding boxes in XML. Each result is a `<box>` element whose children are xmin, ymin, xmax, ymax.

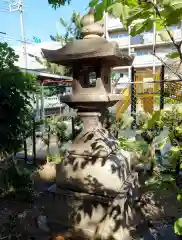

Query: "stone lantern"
<box><xmin>42</xmin><ymin>11</ymin><xmax>139</xmax><ymax>240</ymax></box>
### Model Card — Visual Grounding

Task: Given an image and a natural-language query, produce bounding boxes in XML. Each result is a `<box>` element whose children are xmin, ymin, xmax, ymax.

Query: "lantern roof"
<box><xmin>42</xmin><ymin>11</ymin><xmax>134</xmax><ymax>67</ymax></box>
<box><xmin>42</xmin><ymin>38</ymin><xmax>133</xmax><ymax>67</ymax></box>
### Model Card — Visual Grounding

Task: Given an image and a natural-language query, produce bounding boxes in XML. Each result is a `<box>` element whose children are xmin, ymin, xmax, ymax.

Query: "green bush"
<box><xmin>0</xmin><ymin>158</ymin><xmax>34</xmax><ymax>200</ymax></box>
<box><xmin>0</xmin><ymin>42</ymin><xmax>38</xmax><ymax>157</ymax></box>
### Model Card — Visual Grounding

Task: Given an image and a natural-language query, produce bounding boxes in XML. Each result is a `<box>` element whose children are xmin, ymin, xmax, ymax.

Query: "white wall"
<box><xmin>13</xmin><ymin>41</ymin><xmax>62</xmax><ymax>70</ymax></box>
<box><xmin>107</xmin><ymin>15</ymin><xmax>124</xmax><ymax>29</ymax></box>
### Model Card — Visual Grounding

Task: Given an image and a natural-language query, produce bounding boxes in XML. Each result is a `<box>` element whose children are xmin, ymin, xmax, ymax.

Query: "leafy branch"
<box><xmin>149</xmin><ymin>0</ymin><xmax>182</xmax><ymax>69</ymax></box>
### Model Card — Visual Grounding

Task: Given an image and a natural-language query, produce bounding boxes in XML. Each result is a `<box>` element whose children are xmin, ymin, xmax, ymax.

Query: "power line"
<box><xmin>0</xmin><ymin>35</ymin><xmax>34</xmax><ymax>45</ymax></box>
<box><xmin>0</xmin><ymin>35</ymin><xmax>47</xmax><ymax>67</ymax></box>
<box><xmin>0</xmin><ymin>9</ymin><xmax>9</xmax><ymax>12</ymax></box>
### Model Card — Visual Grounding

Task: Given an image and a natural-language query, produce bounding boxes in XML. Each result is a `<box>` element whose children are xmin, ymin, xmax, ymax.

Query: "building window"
<box><xmin>144</xmin><ymin>30</ymin><xmax>153</xmax><ymax>33</ymax></box>
<box><xmin>109</xmin><ymin>32</ymin><xmax>128</xmax><ymax>39</ymax></box>
<box><xmin>169</xmin><ymin>24</ymin><xmax>181</xmax><ymax>30</ymax></box>
<box><xmin>136</xmin><ymin>52</ymin><xmax>150</xmax><ymax>56</ymax></box>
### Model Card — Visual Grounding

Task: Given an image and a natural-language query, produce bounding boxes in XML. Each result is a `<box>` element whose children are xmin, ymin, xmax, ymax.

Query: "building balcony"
<box><xmin>156</xmin><ymin>29</ymin><xmax>182</xmax><ymax>42</ymax></box>
<box><xmin>108</xmin><ymin>29</ymin><xmax>182</xmax><ymax>48</ymax></box>
<box><xmin>109</xmin><ymin>36</ymin><xmax>129</xmax><ymax>47</ymax></box>
<box><xmin>113</xmin><ymin>52</ymin><xmax>167</xmax><ymax>69</ymax></box>
<box><xmin>133</xmin><ymin>55</ymin><xmax>160</xmax><ymax>67</ymax></box>
<box><xmin>135</xmin><ymin>51</ymin><xmax>168</xmax><ymax>67</ymax></box>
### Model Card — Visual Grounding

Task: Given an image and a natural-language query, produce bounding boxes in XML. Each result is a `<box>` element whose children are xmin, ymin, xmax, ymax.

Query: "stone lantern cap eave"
<box><xmin>41</xmin><ymin>37</ymin><xmax>134</xmax><ymax>67</ymax></box>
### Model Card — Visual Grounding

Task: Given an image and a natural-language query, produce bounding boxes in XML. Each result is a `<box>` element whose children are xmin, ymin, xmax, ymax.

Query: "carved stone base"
<box><xmin>45</xmin><ymin>171</ymin><xmax>139</xmax><ymax>240</ymax></box>
<box><xmin>43</xmin><ymin>119</ymin><xmax>140</xmax><ymax>239</ymax></box>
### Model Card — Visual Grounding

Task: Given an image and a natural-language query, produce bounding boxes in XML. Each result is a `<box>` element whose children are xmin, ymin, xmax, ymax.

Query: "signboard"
<box><xmin>33</xmin><ymin>36</ymin><xmax>41</xmax><ymax>43</ymax></box>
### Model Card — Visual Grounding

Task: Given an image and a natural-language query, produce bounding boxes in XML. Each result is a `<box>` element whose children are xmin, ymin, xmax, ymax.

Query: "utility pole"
<box><xmin>19</xmin><ymin>0</ymin><xmax>27</xmax><ymax>69</ymax></box>
<box><xmin>7</xmin><ymin>0</ymin><xmax>27</xmax><ymax>69</ymax></box>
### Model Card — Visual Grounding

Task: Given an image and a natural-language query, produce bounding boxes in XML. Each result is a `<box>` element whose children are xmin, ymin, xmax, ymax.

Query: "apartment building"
<box><xmin>104</xmin><ymin>13</ymin><xmax>182</xmax><ymax>85</ymax></box>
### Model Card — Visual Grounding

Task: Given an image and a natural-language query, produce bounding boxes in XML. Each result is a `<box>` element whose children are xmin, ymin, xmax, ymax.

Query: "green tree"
<box><xmin>62</xmin><ymin>10</ymin><xmax>82</xmax><ymax>40</ymax></box>
<box><xmin>36</xmin><ymin>11</ymin><xmax>81</xmax><ymax>76</ymax></box>
<box><xmin>48</xmin><ymin>0</ymin><xmax>182</xmax><ymax>79</ymax></box>
<box><xmin>0</xmin><ymin>42</ymin><xmax>37</xmax><ymax>158</ymax></box>
<box><xmin>48</xmin><ymin>0</ymin><xmax>70</xmax><ymax>8</ymax></box>
<box><xmin>48</xmin><ymin>10</ymin><xmax>82</xmax><ymax>76</ymax></box>
<box><xmin>50</xmin><ymin>10</ymin><xmax>82</xmax><ymax>42</ymax></box>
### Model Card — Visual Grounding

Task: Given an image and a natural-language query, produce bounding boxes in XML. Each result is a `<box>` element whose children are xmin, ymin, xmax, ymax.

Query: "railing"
<box><xmin>108</xmin><ymin>29</ymin><xmax>182</xmax><ymax>47</ymax></box>
<box><xmin>133</xmin><ymin>53</ymin><xmax>166</xmax><ymax>67</ymax></box>
<box><xmin>110</xmin><ymin>37</ymin><xmax>129</xmax><ymax>47</ymax></box>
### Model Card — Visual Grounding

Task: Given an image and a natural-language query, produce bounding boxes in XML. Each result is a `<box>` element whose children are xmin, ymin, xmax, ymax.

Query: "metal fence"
<box><xmin>115</xmin><ymin>66</ymin><xmax>182</xmax><ymax>129</ymax></box>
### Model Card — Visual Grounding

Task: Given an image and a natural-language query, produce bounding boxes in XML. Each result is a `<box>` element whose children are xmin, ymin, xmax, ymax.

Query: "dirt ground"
<box><xmin>0</xmin><ymin>186</ymin><xmax>181</xmax><ymax>240</ymax></box>
<box><xmin>0</xmin><ymin>193</ymin><xmax>51</xmax><ymax>240</ymax></box>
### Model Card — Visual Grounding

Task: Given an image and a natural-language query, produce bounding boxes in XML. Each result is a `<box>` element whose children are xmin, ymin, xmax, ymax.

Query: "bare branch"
<box><xmin>179</xmin><ymin>40</ymin><xmax>182</xmax><ymax>48</ymax></box>
<box><xmin>150</xmin><ymin>52</ymin><xmax>182</xmax><ymax>80</ymax></box>
<box><xmin>151</xmin><ymin>3</ymin><xmax>176</xmax><ymax>42</ymax></box>
<box><xmin>177</xmin><ymin>61</ymin><xmax>182</xmax><ymax>72</ymax></box>
<box><xmin>112</xmin><ymin>77</ymin><xmax>121</xmax><ymax>88</ymax></box>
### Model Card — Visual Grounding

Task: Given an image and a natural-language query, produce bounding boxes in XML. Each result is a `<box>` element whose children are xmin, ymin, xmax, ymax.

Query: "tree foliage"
<box><xmin>0</xmin><ymin>42</ymin><xmax>37</xmax><ymax>157</ymax></box>
<box><xmin>48</xmin><ymin>10</ymin><xmax>82</xmax><ymax>76</ymax></box>
<box><xmin>61</xmin><ymin>11</ymin><xmax>82</xmax><ymax>40</ymax></box>
<box><xmin>36</xmin><ymin>10</ymin><xmax>82</xmax><ymax>76</ymax></box>
<box><xmin>50</xmin><ymin>10</ymin><xmax>82</xmax><ymax>42</ymax></box>
<box><xmin>48</xmin><ymin>0</ymin><xmax>182</xmax><ymax>32</ymax></box>
<box><xmin>48</xmin><ymin>0</ymin><xmax>71</xmax><ymax>9</ymax></box>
